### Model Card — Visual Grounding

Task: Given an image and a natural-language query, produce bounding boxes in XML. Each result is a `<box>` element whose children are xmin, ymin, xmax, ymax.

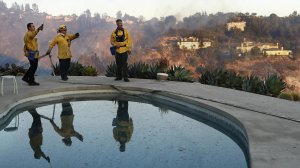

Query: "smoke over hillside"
<box><xmin>1</xmin><ymin>1</ymin><xmax>300</xmax><ymax>94</ymax></box>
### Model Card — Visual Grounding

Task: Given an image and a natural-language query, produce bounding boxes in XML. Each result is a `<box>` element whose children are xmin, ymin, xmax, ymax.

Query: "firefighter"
<box><xmin>22</xmin><ymin>23</ymin><xmax>43</xmax><ymax>86</ymax></box>
<box><xmin>113</xmin><ymin>101</ymin><xmax>134</xmax><ymax>152</ymax></box>
<box><xmin>50</xmin><ymin>102</ymin><xmax>83</xmax><ymax>146</ymax></box>
<box><xmin>46</xmin><ymin>25</ymin><xmax>79</xmax><ymax>81</ymax></box>
<box><xmin>110</xmin><ymin>19</ymin><xmax>132</xmax><ymax>82</ymax></box>
<box><xmin>28</xmin><ymin>109</ymin><xmax>50</xmax><ymax>163</ymax></box>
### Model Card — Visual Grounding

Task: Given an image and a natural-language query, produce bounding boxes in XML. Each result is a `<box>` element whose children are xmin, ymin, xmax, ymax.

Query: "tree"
<box><xmin>11</xmin><ymin>2</ymin><xmax>20</xmax><ymax>11</ymax></box>
<box><xmin>102</xmin><ymin>13</ymin><xmax>108</xmax><ymax>20</ymax></box>
<box><xmin>138</xmin><ymin>15</ymin><xmax>145</xmax><ymax>23</ymax></box>
<box><xmin>93</xmin><ymin>13</ymin><xmax>101</xmax><ymax>24</ymax></box>
<box><xmin>32</xmin><ymin>3</ymin><xmax>39</xmax><ymax>13</ymax></box>
<box><xmin>20</xmin><ymin>4</ymin><xmax>24</xmax><ymax>11</ymax></box>
<box><xmin>25</xmin><ymin>3</ymin><xmax>31</xmax><ymax>13</ymax></box>
<box><xmin>0</xmin><ymin>1</ymin><xmax>7</xmax><ymax>10</ymax></box>
<box><xmin>84</xmin><ymin>9</ymin><xmax>91</xmax><ymax>19</ymax></box>
<box><xmin>116</xmin><ymin>11</ymin><xmax>122</xmax><ymax>19</ymax></box>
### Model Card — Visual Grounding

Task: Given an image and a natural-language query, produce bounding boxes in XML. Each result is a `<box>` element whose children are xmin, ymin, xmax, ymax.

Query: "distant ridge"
<box><xmin>0</xmin><ymin>54</ymin><xmax>18</xmax><ymax>66</ymax></box>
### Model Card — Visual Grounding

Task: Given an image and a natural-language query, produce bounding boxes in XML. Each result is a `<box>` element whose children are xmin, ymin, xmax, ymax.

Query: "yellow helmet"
<box><xmin>58</xmin><ymin>24</ymin><xmax>67</xmax><ymax>31</ymax></box>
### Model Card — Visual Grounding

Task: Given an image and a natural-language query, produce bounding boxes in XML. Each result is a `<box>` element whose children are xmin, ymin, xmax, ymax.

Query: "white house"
<box><xmin>257</xmin><ymin>43</ymin><xmax>279</xmax><ymax>51</ymax></box>
<box><xmin>227</xmin><ymin>21</ymin><xmax>246</xmax><ymax>31</ymax></box>
<box><xmin>201</xmin><ymin>41</ymin><xmax>212</xmax><ymax>48</ymax></box>
<box><xmin>263</xmin><ymin>47</ymin><xmax>292</xmax><ymax>56</ymax></box>
<box><xmin>177</xmin><ymin>37</ymin><xmax>200</xmax><ymax>50</ymax></box>
<box><xmin>236</xmin><ymin>41</ymin><xmax>255</xmax><ymax>53</ymax></box>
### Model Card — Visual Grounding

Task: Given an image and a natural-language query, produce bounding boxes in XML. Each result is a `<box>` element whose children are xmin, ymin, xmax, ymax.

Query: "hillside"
<box><xmin>225</xmin><ymin>57</ymin><xmax>300</xmax><ymax>92</ymax></box>
<box><xmin>0</xmin><ymin>2</ymin><xmax>300</xmax><ymax>93</ymax></box>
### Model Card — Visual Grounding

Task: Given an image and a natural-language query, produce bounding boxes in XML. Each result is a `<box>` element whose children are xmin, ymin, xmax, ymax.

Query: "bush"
<box><xmin>105</xmin><ymin>62</ymin><xmax>117</xmax><ymax>77</ymax></box>
<box><xmin>242</xmin><ymin>76</ymin><xmax>265</xmax><ymax>94</ymax></box>
<box><xmin>167</xmin><ymin>65</ymin><xmax>193</xmax><ymax>82</ymax></box>
<box><xmin>106</xmin><ymin>62</ymin><xmax>158</xmax><ymax>79</ymax></box>
<box><xmin>199</xmin><ymin>69</ymin><xmax>243</xmax><ymax>88</ymax></box>
<box><xmin>226</xmin><ymin>72</ymin><xmax>243</xmax><ymax>90</ymax></box>
<box><xmin>0</xmin><ymin>63</ymin><xmax>26</xmax><ymax>76</ymax></box>
<box><xmin>199</xmin><ymin>69</ymin><xmax>228</xmax><ymax>87</ymax></box>
<box><xmin>291</xmin><ymin>92</ymin><xmax>300</xmax><ymax>101</ymax></box>
<box><xmin>199</xmin><ymin>69</ymin><xmax>287</xmax><ymax>97</ymax></box>
<box><xmin>129</xmin><ymin>62</ymin><xmax>151</xmax><ymax>79</ymax></box>
<box><xmin>53</xmin><ymin>63</ymin><xmax>61</xmax><ymax>75</ymax></box>
<box><xmin>53</xmin><ymin>61</ymin><xmax>97</xmax><ymax>76</ymax></box>
<box><xmin>83</xmin><ymin>66</ymin><xmax>97</xmax><ymax>76</ymax></box>
<box><xmin>278</xmin><ymin>92</ymin><xmax>294</xmax><ymax>101</ymax></box>
<box><xmin>69</xmin><ymin>61</ymin><xmax>84</xmax><ymax>76</ymax></box>
<box><xmin>264</xmin><ymin>75</ymin><xmax>286</xmax><ymax>97</ymax></box>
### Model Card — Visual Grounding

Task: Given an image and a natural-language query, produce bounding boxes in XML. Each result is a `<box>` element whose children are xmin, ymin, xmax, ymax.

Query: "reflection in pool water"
<box><xmin>113</xmin><ymin>101</ymin><xmax>133</xmax><ymax>152</ymax></box>
<box><xmin>0</xmin><ymin>100</ymin><xmax>248</xmax><ymax>168</ymax></box>
<box><xmin>28</xmin><ymin>109</ymin><xmax>50</xmax><ymax>163</ymax></box>
<box><xmin>50</xmin><ymin>102</ymin><xmax>83</xmax><ymax>147</ymax></box>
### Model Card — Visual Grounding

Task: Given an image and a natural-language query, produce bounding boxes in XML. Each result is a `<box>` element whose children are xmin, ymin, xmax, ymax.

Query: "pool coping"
<box><xmin>0</xmin><ymin>76</ymin><xmax>300</xmax><ymax>168</ymax></box>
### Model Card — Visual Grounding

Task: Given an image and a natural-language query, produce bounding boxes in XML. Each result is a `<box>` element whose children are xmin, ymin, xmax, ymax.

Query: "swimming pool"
<box><xmin>0</xmin><ymin>93</ymin><xmax>249</xmax><ymax>168</ymax></box>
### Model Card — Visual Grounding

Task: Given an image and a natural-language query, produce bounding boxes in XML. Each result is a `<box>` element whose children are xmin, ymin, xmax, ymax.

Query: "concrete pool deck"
<box><xmin>0</xmin><ymin>76</ymin><xmax>299</xmax><ymax>168</ymax></box>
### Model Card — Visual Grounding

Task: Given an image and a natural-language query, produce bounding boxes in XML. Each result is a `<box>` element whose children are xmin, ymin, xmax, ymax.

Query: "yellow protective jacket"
<box><xmin>110</xmin><ymin>28</ymin><xmax>132</xmax><ymax>54</ymax></box>
<box><xmin>113</xmin><ymin>118</ymin><xmax>133</xmax><ymax>142</ymax></box>
<box><xmin>28</xmin><ymin>128</ymin><xmax>43</xmax><ymax>155</ymax></box>
<box><xmin>49</xmin><ymin>34</ymin><xmax>77</xmax><ymax>59</ymax></box>
<box><xmin>24</xmin><ymin>30</ymin><xmax>39</xmax><ymax>58</ymax></box>
<box><xmin>51</xmin><ymin>115</ymin><xmax>75</xmax><ymax>137</ymax></box>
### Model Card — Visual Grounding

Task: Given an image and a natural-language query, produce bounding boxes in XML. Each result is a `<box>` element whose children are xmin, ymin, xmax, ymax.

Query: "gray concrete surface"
<box><xmin>0</xmin><ymin>76</ymin><xmax>300</xmax><ymax>168</ymax></box>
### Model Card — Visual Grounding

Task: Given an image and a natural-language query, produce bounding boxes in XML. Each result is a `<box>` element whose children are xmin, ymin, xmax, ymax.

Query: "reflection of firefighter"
<box><xmin>113</xmin><ymin>101</ymin><xmax>133</xmax><ymax>152</ymax></box>
<box><xmin>50</xmin><ymin>102</ymin><xmax>83</xmax><ymax>146</ymax></box>
<box><xmin>28</xmin><ymin>109</ymin><xmax>50</xmax><ymax>163</ymax></box>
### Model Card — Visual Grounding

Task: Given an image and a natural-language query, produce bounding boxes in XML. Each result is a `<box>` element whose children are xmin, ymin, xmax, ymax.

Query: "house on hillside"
<box><xmin>236</xmin><ymin>41</ymin><xmax>284</xmax><ymax>56</ymax></box>
<box><xmin>104</xmin><ymin>16</ymin><xmax>116</xmax><ymax>23</ymax></box>
<box><xmin>124</xmin><ymin>20</ymin><xmax>134</xmax><ymax>24</ymax></box>
<box><xmin>177</xmin><ymin>37</ymin><xmax>200</xmax><ymax>50</ymax></box>
<box><xmin>46</xmin><ymin>15</ymin><xmax>75</xmax><ymax>22</ymax></box>
<box><xmin>200</xmin><ymin>39</ymin><xmax>212</xmax><ymax>48</ymax></box>
<box><xmin>257</xmin><ymin>43</ymin><xmax>279</xmax><ymax>51</ymax></box>
<box><xmin>263</xmin><ymin>47</ymin><xmax>292</xmax><ymax>56</ymax></box>
<box><xmin>227</xmin><ymin>21</ymin><xmax>246</xmax><ymax>31</ymax></box>
<box><xmin>236</xmin><ymin>41</ymin><xmax>255</xmax><ymax>53</ymax></box>
<box><xmin>177</xmin><ymin>37</ymin><xmax>212</xmax><ymax>50</ymax></box>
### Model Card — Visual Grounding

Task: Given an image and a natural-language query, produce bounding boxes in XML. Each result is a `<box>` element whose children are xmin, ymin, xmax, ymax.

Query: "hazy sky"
<box><xmin>2</xmin><ymin>0</ymin><xmax>300</xmax><ymax>19</ymax></box>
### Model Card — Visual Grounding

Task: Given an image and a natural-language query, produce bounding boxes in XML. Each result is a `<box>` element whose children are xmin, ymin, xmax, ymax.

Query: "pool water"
<box><xmin>0</xmin><ymin>100</ymin><xmax>248</xmax><ymax>168</ymax></box>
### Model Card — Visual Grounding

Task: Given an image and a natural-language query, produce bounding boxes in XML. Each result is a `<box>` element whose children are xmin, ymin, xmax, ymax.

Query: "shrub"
<box><xmin>167</xmin><ymin>65</ymin><xmax>193</xmax><ymax>82</ymax></box>
<box><xmin>199</xmin><ymin>70</ymin><xmax>215</xmax><ymax>85</ymax></box>
<box><xmin>0</xmin><ymin>63</ymin><xmax>26</xmax><ymax>76</ymax></box>
<box><xmin>54</xmin><ymin>61</ymin><xmax>97</xmax><ymax>76</ymax></box>
<box><xmin>264</xmin><ymin>75</ymin><xmax>286</xmax><ymax>97</ymax></box>
<box><xmin>242</xmin><ymin>76</ymin><xmax>265</xmax><ymax>94</ymax></box>
<box><xmin>199</xmin><ymin>69</ymin><xmax>228</xmax><ymax>87</ymax></box>
<box><xmin>278</xmin><ymin>92</ymin><xmax>294</xmax><ymax>101</ymax></box>
<box><xmin>105</xmin><ymin>62</ymin><xmax>117</xmax><ymax>77</ymax></box>
<box><xmin>128</xmin><ymin>62</ymin><xmax>149</xmax><ymax>79</ymax></box>
<box><xmin>53</xmin><ymin>63</ymin><xmax>61</xmax><ymax>75</ymax></box>
<box><xmin>83</xmin><ymin>66</ymin><xmax>97</xmax><ymax>76</ymax></box>
<box><xmin>291</xmin><ymin>92</ymin><xmax>300</xmax><ymax>101</ymax></box>
<box><xmin>148</xmin><ymin>63</ymin><xmax>159</xmax><ymax>79</ymax></box>
<box><xmin>226</xmin><ymin>72</ymin><xmax>243</xmax><ymax>90</ymax></box>
<box><xmin>69</xmin><ymin>61</ymin><xmax>84</xmax><ymax>76</ymax></box>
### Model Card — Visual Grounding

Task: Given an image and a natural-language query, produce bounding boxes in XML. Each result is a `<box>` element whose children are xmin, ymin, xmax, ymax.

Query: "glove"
<box><xmin>38</xmin><ymin>24</ymin><xmax>44</xmax><ymax>31</ymax></box>
<box><xmin>75</xmin><ymin>32</ymin><xmax>80</xmax><ymax>37</ymax></box>
<box><xmin>28</xmin><ymin>54</ymin><xmax>34</xmax><ymax>61</ymax></box>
